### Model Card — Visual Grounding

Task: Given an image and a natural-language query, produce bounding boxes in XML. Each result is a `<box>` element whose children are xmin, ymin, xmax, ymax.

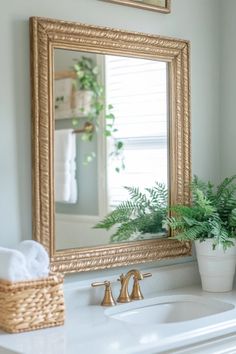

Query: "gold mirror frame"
<box><xmin>101</xmin><ymin>0</ymin><xmax>171</xmax><ymax>13</ymax></box>
<box><xmin>30</xmin><ymin>17</ymin><xmax>191</xmax><ymax>274</ymax></box>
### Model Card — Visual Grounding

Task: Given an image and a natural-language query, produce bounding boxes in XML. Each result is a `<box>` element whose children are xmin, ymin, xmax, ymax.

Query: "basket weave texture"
<box><xmin>0</xmin><ymin>273</ymin><xmax>65</xmax><ymax>333</ymax></box>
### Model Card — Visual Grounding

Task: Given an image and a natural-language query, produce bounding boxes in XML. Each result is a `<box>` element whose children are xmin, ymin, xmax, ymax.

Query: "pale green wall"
<box><xmin>220</xmin><ymin>0</ymin><xmax>236</xmax><ymax>178</ymax></box>
<box><xmin>0</xmin><ymin>0</ymin><xmax>220</xmax><ymax>250</ymax></box>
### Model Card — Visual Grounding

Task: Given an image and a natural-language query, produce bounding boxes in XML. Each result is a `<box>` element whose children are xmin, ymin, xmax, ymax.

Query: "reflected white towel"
<box><xmin>55</xmin><ymin>129</ymin><xmax>77</xmax><ymax>203</ymax></box>
<box><xmin>18</xmin><ymin>241</ymin><xmax>49</xmax><ymax>279</ymax></box>
<box><xmin>0</xmin><ymin>247</ymin><xmax>31</xmax><ymax>282</ymax></box>
<box><xmin>54</xmin><ymin>161</ymin><xmax>71</xmax><ymax>171</ymax></box>
<box><xmin>55</xmin><ymin>129</ymin><xmax>73</xmax><ymax>161</ymax></box>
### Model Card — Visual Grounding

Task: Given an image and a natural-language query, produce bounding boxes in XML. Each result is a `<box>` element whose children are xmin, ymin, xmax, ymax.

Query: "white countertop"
<box><xmin>1</xmin><ymin>263</ymin><xmax>236</xmax><ymax>354</ymax></box>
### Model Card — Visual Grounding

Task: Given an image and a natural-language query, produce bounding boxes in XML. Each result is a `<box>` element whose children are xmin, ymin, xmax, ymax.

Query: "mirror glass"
<box><xmin>54</xmin><ymin>48</ymin><xmax>169</xmax><ymax>250</ymax></box>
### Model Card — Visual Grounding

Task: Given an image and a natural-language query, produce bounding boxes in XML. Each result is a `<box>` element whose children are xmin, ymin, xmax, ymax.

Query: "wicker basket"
<box><xmin>0</xmin><ymin>273</ymin><xmax>65</xmax><ymax>333</ymax></box>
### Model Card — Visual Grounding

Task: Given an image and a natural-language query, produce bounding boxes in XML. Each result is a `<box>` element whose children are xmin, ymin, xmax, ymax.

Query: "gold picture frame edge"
<box><xmin>101</xmin><ymin>0</ymin><xmax>171</xmax><ymax>13</ymax></box>
<box><xmin>30</xmin><ymin>16</ymin><xmax>191</xmax><ymax>274</ymax></box>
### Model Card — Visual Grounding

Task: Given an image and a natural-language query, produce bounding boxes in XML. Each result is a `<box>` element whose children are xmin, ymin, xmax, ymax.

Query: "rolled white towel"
<box><xmin>18</xmin><ymin>241</ymin><xmax>50</xmax><ymax>279</ymax></box>
<box><xmin>0</xmin><ymin>247</ymin><xmax>31</xmax><ymax>282</ymax></box>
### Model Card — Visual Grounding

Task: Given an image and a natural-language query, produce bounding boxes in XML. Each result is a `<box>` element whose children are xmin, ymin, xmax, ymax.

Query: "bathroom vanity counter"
<box><xmin>1</xmin><ymin>263</ymin><xmax>236</xmax><ymax>354</ymax></box>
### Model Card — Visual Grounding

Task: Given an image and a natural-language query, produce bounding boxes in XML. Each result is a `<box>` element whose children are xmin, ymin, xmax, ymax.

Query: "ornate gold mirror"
<box><xmin>30</xmin><ymin>17</ymin><xmax>191</xmax><ymax>273</ymax></box>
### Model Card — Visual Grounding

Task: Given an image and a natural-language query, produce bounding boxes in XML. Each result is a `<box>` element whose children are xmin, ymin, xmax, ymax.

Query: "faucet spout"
<box><xmin>117</xmin><ymin>269</ymin><xmax>143</xmax><ymax>303</ymax></box>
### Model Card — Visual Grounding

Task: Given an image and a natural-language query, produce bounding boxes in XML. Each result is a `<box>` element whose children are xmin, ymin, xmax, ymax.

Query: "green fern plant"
<box><xmin>165</xmin><ymin>175</ymin><xmax>236</xmax><ymax>250</ymax></box>
<box><xmin>94</xmin><ymin>182</ymin><xmax>168</xmax><ymax>243</ymax></box>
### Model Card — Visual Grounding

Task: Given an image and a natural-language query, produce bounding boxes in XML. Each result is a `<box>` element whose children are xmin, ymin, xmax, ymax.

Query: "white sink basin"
<box><xmin>106</xmin><ymin>295</ymin><xmax>234</xmax><ymax>325</ymax></box>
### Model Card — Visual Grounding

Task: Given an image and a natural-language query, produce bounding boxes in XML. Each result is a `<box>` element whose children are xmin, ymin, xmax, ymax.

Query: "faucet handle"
<box><xmin>142</xmin><ymin>272</ymin><xmax>152</xmax><ymax>279</ymax></box>
<box><xmin>130</xmin><ymin>272</ymin><xmax>152</xmax><ymax>301</ymax></box>
<box><xmin>91</xmin><ymin>281</ymin><xmax>116</xmax><ymax>307</ymax></box>
<box><xmin>130</xmin><ymin>276</ymin><xmax>143</xmax><ymax>300</ymax></box>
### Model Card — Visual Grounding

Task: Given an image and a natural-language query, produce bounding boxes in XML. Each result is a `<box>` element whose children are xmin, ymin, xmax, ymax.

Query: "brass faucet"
<box><xmin>91</xmin><ymin>281</ymin><xmax>116</xmax><ymax>306</ymax></box>
<box><xmin>117</xmin><ymin>269</ymin><xmax>144</xmax><ymax>303</ymax></box>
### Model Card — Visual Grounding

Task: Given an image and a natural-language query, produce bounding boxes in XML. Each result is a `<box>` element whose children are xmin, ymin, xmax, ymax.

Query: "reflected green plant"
<box><xmin>72</xmin><ymin>56</ymin><xmax>124</xmax><ymax>172</ymax></box>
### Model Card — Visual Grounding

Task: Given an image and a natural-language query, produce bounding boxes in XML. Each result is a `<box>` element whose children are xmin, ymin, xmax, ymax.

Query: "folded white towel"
<box><xmin>0</xmin><ymin>247</ymin><xmax>31</xmax><ymax>282</ymax></box>
<box><xmin>18</xmin><ymin>241</ymin><xmax>50</xmax><ymax>279</ymax></box>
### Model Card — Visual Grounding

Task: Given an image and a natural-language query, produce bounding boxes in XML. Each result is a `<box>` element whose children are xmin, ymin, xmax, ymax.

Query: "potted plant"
<box><xmin>94</xmin><ymin>182</ymin><xmax>168</xmax><ymax>243</ymax></box>
<box><xmin>72</xmin><ymin>56</ymin><xmax>125</xmax><ymax>170</ymax></box>
<box><xmin>165</xmin><ymin>175</ymin><xmax>236</xmax><ymax>292</ymax></box>
<box><xmin>72</xmin><ymin>56</ymin><xmax>101</xmax><ymax>117</ymax></box>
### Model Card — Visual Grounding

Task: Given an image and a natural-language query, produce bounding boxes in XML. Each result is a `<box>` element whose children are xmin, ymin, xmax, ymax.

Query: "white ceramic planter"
<box><xmin>195</xmin><ymin>239</ymin><xmax>236</xmax><ymax>292</ymax></box>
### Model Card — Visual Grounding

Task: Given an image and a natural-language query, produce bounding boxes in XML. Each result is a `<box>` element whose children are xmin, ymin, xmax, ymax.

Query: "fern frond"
<box><xmin>95</xmin><ymin>181</ymin><xmax>168</xmax><ymax>241</ymax></box>
<box><xmin>164</xmin><ymin>216</ymin><xmax>186</xmax><ymax>231</ymax></box>
<box><xmin>138</xmin><ymin>211</ymin><xmax>165</xmax><ymax>234</ymax></box>
<box><xmin>191</xmin><ymin>175</ymin><xmax>215</xmax><ymax>202</ymax></box>
<box><xmin>110</xmin><ymin>221</ymin><xmax>139</xmax><ymax>243</ymax></box>
<box><xmin>124</xmin><ymin>186</ymin><xmax>149</xmax><ymax>213</ymax></box>
<box><xmin>216</xmin><ymin>175</ymin><xmax>236</xmax><ymax>200</ymax></box>
<box><xmin>208</xmin><ymin>218</ymin><xmax>232</xmax><ymax>250</ymax></box>
<box><xmin>146</xmin><ymin>182</ymin><xmax>168</xmax><ymax>210</ymax></box>
<box><xmin>229</xmin><ymin>208</ymin><xmax>236</xmax><ymax>228</ymax></box>
<box><xmin>193</xmin><ymin>189</ymin><xmax>216</xmax><ymax>216</ymax></box>
<box><xmin>171</xmin><ymin>205</ymin><xmax>200</xmax><ymax>218</ymax></box>
<box><xmin>94</xmin><ymin>201</ymin><xmax>134</xmax><ymax>230</ymax></box>
<box><xmin>174</xmin><ymin>224</ymin><xmax>208</xmax><ymax>241</ymax></box>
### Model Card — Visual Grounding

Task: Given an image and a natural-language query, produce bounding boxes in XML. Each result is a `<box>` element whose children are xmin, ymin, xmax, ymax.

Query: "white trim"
<box><xmin>96</xmin><ymin>54</ymin><xmax>109</xmax><ymax>217</ymax></box>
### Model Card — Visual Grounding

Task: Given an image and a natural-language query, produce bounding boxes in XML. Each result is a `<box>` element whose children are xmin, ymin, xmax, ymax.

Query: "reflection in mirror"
<box><xmin>54</xmin><ymin>49</ymin><xmax>168</xmax><ymax>250</ymax></box>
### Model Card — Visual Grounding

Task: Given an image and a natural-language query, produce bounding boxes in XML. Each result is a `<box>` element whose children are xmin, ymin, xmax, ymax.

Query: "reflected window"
<box><xmin>105</xmin><ymin>55</ymin><xmax>168</xmax><ymax>209</ymax></box>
